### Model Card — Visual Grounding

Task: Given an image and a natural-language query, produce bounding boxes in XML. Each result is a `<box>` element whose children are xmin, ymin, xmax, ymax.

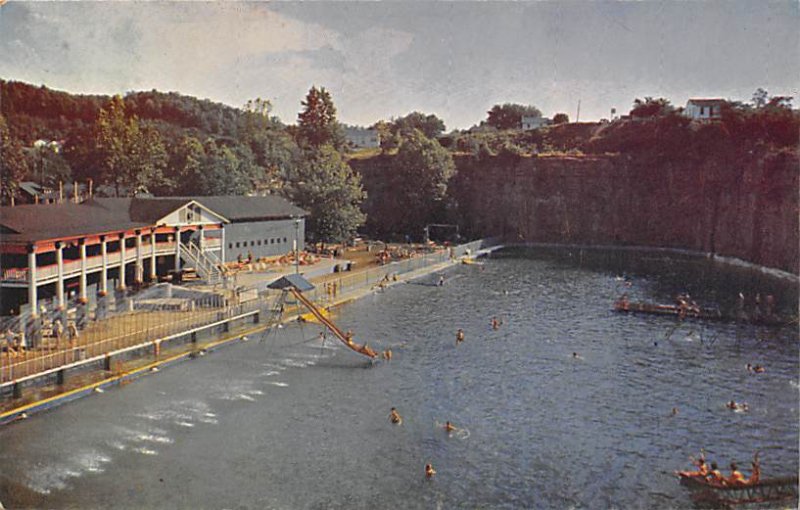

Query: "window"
<box><xmin>270</xmin><ymin>238</ymin><xmax>274</xmax><ymax>244</ymax></box>
<box><xmin>257</xmin><ymin>240</ymin><xmax>262</xmax><ymax>246</ymax></box>
<box><xmin>228</xmin><ymin>243</ymin><xmax>233</xmax><ymax>249</ymax></box>
<box><xmin>250</xmin><ymin>240</ymin><xmax>255</xmax><ymax>247</ymax></box>
<box><xmin>235</xmin><ymin>242</ymin><xmax>240</xmax><ymax>248</ymax></box>
<box><xmin>283</xmin><ymin>237</ymin><xmax>287</xmax><ymax>243</ymax></box>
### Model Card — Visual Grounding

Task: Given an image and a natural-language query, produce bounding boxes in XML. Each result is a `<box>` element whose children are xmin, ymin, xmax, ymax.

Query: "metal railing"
<box><xmin>1</xmin><ymin>242</ymin><xmax>177</xmax><ymax>284</ymax></box>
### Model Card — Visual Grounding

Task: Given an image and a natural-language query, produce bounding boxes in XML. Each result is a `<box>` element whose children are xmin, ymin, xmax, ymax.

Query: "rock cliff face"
<box><xmin>448</xmin><ymin>151</ymin><xmax>798</xmax><ymax>274</ymax></box>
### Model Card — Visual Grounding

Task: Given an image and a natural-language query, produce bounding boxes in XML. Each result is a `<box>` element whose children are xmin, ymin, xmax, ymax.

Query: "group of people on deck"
<box><xmin>677</xmin><ymin>451</ymin><xmax>760</xmax><ymax>487</ymax></box>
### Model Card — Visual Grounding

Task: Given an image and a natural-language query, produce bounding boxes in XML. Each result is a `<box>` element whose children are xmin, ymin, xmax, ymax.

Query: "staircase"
<box><xmin>179</xmin><ymin>241</ymin><xmax>223</xmax><ymax>284</ymax></box>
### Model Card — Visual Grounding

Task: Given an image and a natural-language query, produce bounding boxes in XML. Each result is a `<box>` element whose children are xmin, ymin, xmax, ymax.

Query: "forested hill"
<box><xmin>0</xmin><ymin>79</ymin><xmax>248</xmax><ymax>142</ymax></box>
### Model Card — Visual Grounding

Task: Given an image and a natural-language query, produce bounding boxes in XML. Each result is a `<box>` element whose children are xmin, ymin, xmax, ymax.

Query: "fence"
<box><xmin>1</xmin><ymin>239</ymin><xmax>498</xmax><ymax>390</ymax></box>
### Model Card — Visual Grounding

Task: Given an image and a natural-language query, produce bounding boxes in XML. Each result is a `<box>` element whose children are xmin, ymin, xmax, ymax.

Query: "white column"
<box><xmin>118</xmin><ymin>233</ymin><xmax>127</xmax><ymax>290</ymax></box>
<box><xmin>174</xmin><ymin>228</ymin><xmax>181</xmax><ymax>271</ymax></box>
<box><xmin>99</xmin><ymin>236</ymin><xmax>108</xmax><ymax>296</ymax></box>
<box><xmin>55</xmin><ymin>242</ymin><xmax>65</xmax><ymax>310</ymax></box>
<box><xmin>220</xmin><ymin>225</ymin><xmax>226</xmax><ymax>264</ymax></box>
<box><xmin>78</xmin><ymin>238</ymin><xmax>87</xmax><ymax>303</ymax></box>
<box><xmin>135</xmin><ymin>230</ymin><xmax>143</xmax><ymax>283</ymax></box>
<box><xmin>198</xmin><ymin>226</ymin><xmax>205</xmax><ymax>252</ymax></box>
<box><xmin>150</xmin><ymin>231</ymin><xmax>157</xmax><ymax>280</ymax></box>
<box><xmin>27</xmin><ymin>245</ymin><xmax>38</xmax><ymax>315</ymax></box>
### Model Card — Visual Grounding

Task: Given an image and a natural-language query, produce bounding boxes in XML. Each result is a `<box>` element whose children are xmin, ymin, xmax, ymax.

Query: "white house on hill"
<box><xmin>521</xmin><ymin>116</ymin><xmax>551</xmax><ymax>130</ymax></box>
<box><xmin>684</xmin><ymin>99</ymin><xmax>725</xmax><ymax>121</ymax></box>
<box><xmin>345</xmin><ymin>127</ymin><xmax>380</xmax><ymax>149</ymax></box>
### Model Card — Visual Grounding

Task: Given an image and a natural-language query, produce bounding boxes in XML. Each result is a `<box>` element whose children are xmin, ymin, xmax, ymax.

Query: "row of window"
<box><xmin>229</xmin><ymin>237</ymin><xmax>289</xmax><ymax>250</ymax></box>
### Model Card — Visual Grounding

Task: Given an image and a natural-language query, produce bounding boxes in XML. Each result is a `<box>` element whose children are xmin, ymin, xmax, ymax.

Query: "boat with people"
<box><xmin>613</xmin><ymin>295</ymin><xmax>794</xmax><ymax>326</ymax></box>
<box><xmin>679</xmin><ymin>474</ymin><xmax>799</xmax><ymax>507</ymax></box>
<box><xmin>614</xmin><ymin>295</ymin><xmax>723</xmax><ymax>321</ymax></box>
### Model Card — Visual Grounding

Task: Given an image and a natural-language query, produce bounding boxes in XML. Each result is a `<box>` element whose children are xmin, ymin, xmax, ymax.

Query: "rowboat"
<box><xmin>613</xmin><ymin>299</ymin><xmax>796</xmax><ymax>326</ymax></box>
<box><xmin>680</xmin><ymin>474</ymin><xmax>799</xmax><ymax>507</ymax></box>
<box><xmin>614</xmin><ymin>300</ymin><xmax>723</xmax><ymax>320</ymax></box>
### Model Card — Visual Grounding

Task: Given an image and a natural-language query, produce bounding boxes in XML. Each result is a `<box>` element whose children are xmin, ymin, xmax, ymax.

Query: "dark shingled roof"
<box><xmin>0</xmin><ymin>195</ymin><xmax>306</xmax><ymax>244</ymax></box>
<box><xmin>151</xmin><ymin>196</ymin><xmax>307</xmax><ymax>222</ymax></box>
<box><xmin>0</xmin><ymin>200</ymin><xmax>151</xmax><ymax>243</ymax></box>
<box><xmin>686</xmin><ymin>98</ymin><xmax>726</xmax><ymax>106</ymax></box>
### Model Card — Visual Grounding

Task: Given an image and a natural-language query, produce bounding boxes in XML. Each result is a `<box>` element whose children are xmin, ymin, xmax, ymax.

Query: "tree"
<box><xmin>387</xmin><ymin>129</ymin><xmax>455</xmax><ymax>237</ymax></box>
<box><xmin>630</xmin><ymin>97</ymin><xmax>675</xmax><ymax>118</ymax></box>
<box><xmin>198</xmin><ymin>141</ymin><xmax>260</xmax><ymax>196</ymax></box>
<box><xmin>0</xmin><ymin>115</ymin><xmax>29</xmax><ymax>204</ymax></box>
<box><xmin>552</xmin><ymin>113</ymin><xmax>570</xmax><ymax>125</ymax></box>
<box><xmin>297</xmin><ymin>86</ymin><xmax>343</xmax><ymax>149</ymax></box>
<box><xmin>751</xmin><ymin>88</ymin><xmax>769</xmax><ymax>109</ymax></box>
<box><xmin>391</xmin><ymin>112</ymin><xmax>446</xmax><ymax>139</ymax></box>
<box><xmin>126</xmin><ymin>123</ymin><xmax>168</xmax><ymax>195</ymax></box>
<box><xmin>285</xmin><ymin>145</ymin><xmax>366</xmax><ymax>243</ymax></box>
<box><xmin>94</xmin><ymin>96</ymin><xmax>169</xmax><ymax>195</ymax></box>
<box><xmin>486</xmin><ymin>103</ymin><xmax>543</xmax><ymax>130</ymax></box>
<box><xmin>164</xmin><ymin>135</ymin><xmax>205</xmax><ymax>195</ymax></box>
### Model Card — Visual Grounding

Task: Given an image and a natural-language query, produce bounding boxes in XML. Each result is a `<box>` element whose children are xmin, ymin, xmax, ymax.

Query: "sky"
<box><xmin>1</xmin><ymin>1</ymin><xmax>798</xmax><ymax>129</ymax></box>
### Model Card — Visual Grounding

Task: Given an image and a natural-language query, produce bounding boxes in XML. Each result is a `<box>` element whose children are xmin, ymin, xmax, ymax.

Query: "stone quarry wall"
<box><xmin>448</xmin><ymin>152</ymin><xmax>799</xmax><ymax>274</ymax></box>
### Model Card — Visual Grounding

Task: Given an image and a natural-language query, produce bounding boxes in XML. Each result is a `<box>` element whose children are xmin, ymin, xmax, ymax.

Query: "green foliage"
<box><xmin>94</xmin><ymin>96</ymin><xmax>168</xmax><ymax>195</ymax></box>
<box><xmin>286</xmin><ymin>145</ymin><xmax>366</xmax><ymax>243</ymax></box>
<box><xmin>0</xmin><ymin>115</ymin><xmax>29</xmax><ymax>204</ymax></box>
<box><xmin>378</xmin><ymin>130</ymin><xmax>455</xmax><ymax>238</ymax></box>
<box><xmin>552</xmin><ymin>113</ymin><xmax>570</xmax><ymax>125</ymax></box>
<box><xmin>390</xmin><ymin>112</ymin><xmax>446</xmax><ymax>139</ymax></box>
<box><xmin>27</xmin><ymin>144</ymin><xmax>72</xmax><ymax>188</ymax></box>
<box><xmin>630</xmin><ymin>97</ymin><xmax>675</xmax><ymax>118</ymax></box>
<box><xmin>297</xmin><ymin>86</ymin><xmax>342</xmax><ymax>149</ymax></box>
<box><xmin>197</xmin><ymin>141</ymin><xmax>260</xmax><ymax>196</ymax></box>
<box><xmin>486</xmin><ymin>103</ymin><xmax>543</xmax><ymax>130</ymax></box>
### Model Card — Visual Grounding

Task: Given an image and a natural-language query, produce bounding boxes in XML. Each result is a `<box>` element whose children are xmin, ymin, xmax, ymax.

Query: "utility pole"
<box><xmin>576</xmin><ymin>99</ymin><xmax>581</xmax><ymax>123</ymax></box>
<box><xmin>294</xmin><ymin>217</ymin><xmax>301</xmax><ymax>274</ymax></box>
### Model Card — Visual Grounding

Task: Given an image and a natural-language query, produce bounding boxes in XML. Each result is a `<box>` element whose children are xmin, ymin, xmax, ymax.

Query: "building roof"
<box><xmin>155</xmin><ymin>196</ymin><xmax>307</xmax><ymax>222</ymax></box>
<box><xmin>0</xmin><ymin>200</ymin><xmax>151</xmax><ymax>244</ymax></box>
<box><xmin>267</xmin><ymin>273</ymin><xmax>315</xmax><ymax>292</ymax></box>
<box><xmin>0</xmin><ymin>195</ymin><xmax>306</xmax><ymax>244</ymax></box>
<box><xmin>686</xmin><ymin>98</ymin><xmax>726</xmax><ymax>106</ymax></box>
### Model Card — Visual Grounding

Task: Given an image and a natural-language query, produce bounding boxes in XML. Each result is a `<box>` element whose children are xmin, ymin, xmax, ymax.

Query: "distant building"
<box><xmin>32</xmin><ymin>139</ymin><xmax>64</xmax><ymax>153</ymax></box>
<box><xmin>521</xmin><ymin>116</ymin><xmax>551</xmax><ymax>130</ymax></box>
<box><xmin>345</xmin><ymin>127</ymin><xmax>380</xmax><ymax>149</ymax></box>
<box><xmin>684</xmin><ymin>99</ymin><xmax>725</xmax><ymax>121</ymax></box>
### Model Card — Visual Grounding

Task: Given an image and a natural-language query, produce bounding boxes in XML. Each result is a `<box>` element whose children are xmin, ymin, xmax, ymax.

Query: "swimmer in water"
<box><xmin>438</xmin><ymin>276</ymin><xmax>445</xmax><ymax>287</ymax></box>
<box><xmin>425</xmin><ymin>463</ymin><xmax>436</xmax><ymax>478</ymax></box>
<box><xmin>444</xmin><ymin>421</ymin><xmax>456</xmax><ymax>433</ymax></box>
<box><xmin>456</xmin><ymin>328</ymin><xmax>465</xmax><ymax>345</ymax></box>
<box><xmin>382</xmin><ymin>349</ymin><xmax>392</xmax><ymax>360</ymax></box>
<box><xmin>572</xmin><ymin>352</ymin><xmax>581</xmax><ymax>359</ymax></box>
<box><xmin>390</xmin><ymin>407</ymin><xmax>402</xmax><ymax>425</ymax></box>
<box><xmin>753</xmin><ymin>365</ymin><xmax>765</xmax><ymax>373</ymax></box>
<box><xmin>671</xmin><ymin>407</ymin><xmax>679</xmax><ymax>416</ymax></box>
<box><xmin>491</xmin><ymin>317</ymin><xmax>501</xmax><ymax>330</ymax></box>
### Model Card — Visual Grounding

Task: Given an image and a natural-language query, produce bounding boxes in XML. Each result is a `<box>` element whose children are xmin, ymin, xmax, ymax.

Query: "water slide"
<box><xmin>288</xmin><ymin>288</ymin><xmax>377</xmax><ymax>359</ymax></box>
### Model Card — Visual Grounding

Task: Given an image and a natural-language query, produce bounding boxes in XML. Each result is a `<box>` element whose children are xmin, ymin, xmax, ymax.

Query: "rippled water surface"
<box><xmin>1</xmin><ymin>251</ymin><xmax>798</xmax><ymax>509</ymax></box>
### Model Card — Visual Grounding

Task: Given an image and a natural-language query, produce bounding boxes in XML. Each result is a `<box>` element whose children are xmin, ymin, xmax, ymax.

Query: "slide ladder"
<box><xmin>288</xmin><ymin>288</ymin><xmax>377</xmax><ymax>358</ymax></box>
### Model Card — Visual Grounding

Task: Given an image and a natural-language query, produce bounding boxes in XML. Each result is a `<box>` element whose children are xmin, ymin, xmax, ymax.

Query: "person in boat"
<box><xmin>444</xmin><ymin>421</ymin><xmax>456</xmax><ymax>433</ymax></box>
<box><xmin>726</xmin><ymin>462</ymin><xmax>746</xmax><ymax>486</ymax></box>
<box><xmin>456</xmin><ymin>329</ymin><xmax>465</xmax><ymax>345</ymax></box>
<box><xmin>677</xmin><ymin>458</ymin><xmax>709</xmax><ymax>478</ymax></box>
<box><xmin>747</xmin><ymin>452</ymin><xmax>760</xmax><ymax>485</ymax></box>
<box><xmin>706</xmin><ymin>462</ymin><xmax>724</xmax><ymax>485</ymax></box>
<box><xmin>390</xmin><ymin>407</ymin><xmax>402</xmax><ymax>424</ymax></box>
<box><xmin>753</xmin><ymin>365</ymin><xmax>765</xmax><ymax>373</ymax></box>
<box><xmin>425</xmin><ymin>463</ymin><xmax>436</xmax><ymax>478</ymax></box>
<box><xmin>615</xmin><ymin>293</ymin><xmax>630</xmax><ymax>311</ymax></box>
